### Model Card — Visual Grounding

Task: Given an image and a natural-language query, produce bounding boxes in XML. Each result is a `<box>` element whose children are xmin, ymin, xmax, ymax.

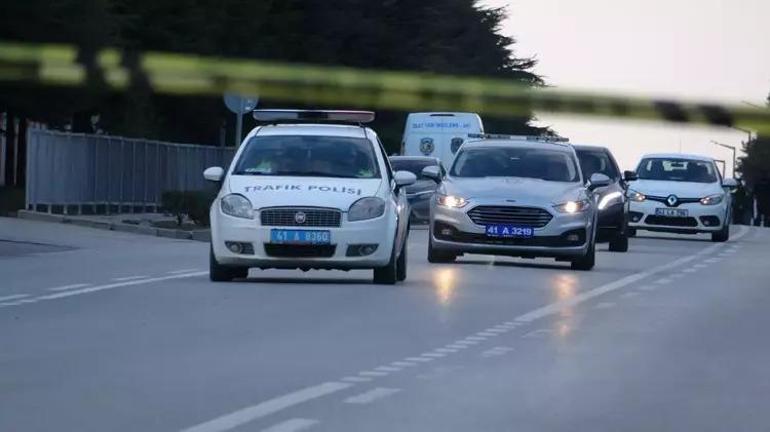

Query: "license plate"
<box><xmin>270</xmin><ymin>229</ymin><xmax>331</xmax><ymax>244</ymax></box>
<box><xmin>655</xmin><ymin>208</ymin><xmax>688</xmax><ymax>217</ymax></box>
<box><xmin>485</xmin><ymin>225</ymin><xmax>534</xmax><ymax>238</ymax></box>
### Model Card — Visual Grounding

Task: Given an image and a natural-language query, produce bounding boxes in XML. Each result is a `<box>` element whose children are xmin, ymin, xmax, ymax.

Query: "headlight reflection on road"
<box><xmin>552</xmin><ymin>274</ymin><xmax>578</xmax><ymax>340</ymax></box>
<box><xmin>434</xmin><ymin>268</ymin><xmax>457</xmax><ymax>306</ymax></box>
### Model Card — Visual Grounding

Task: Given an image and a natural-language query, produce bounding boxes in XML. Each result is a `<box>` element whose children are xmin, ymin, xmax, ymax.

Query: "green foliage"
<box><xmin>161</xmin><ymin>190</ymin><xmax>214</xmax><ymax>227</ymax></box>
<box><xmin>0</xmin><ymin>0</ymin><xmax>543</xmax><ymax>148</ymax></box>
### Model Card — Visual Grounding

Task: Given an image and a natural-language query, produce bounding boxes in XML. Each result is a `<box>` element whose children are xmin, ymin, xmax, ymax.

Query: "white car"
<box><xmin>203</xmin><ymin>110</ymin><xmax>416</xmax><ymax>284</ymax></box>
<box><xmin>627</xmin><ymin>153</ymin><xmax>738</xmax><ymax>242</ymax></box>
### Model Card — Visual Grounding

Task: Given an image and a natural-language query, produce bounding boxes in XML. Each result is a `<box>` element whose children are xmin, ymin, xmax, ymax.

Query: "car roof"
<box><xmin>253</xmin><ymin>123</ymin><xmax>369</xmax><ymax>139</ymax></box>
<box><xmin>573</xmin><ymin>144</ymin><xmax>609</xmax><ymax>152</ymax></box>
<box><xmin>462</xmin><ymin>139</ymin><xmax>572</xmax><ymax>151</ymax></box>
<box><xmin>640</xmin><ymin>153</ymin><xmax>715</xmax><ymax>162</ymax></box>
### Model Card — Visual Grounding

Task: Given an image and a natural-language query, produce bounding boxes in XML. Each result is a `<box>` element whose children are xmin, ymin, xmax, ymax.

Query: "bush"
<box><xmin>161</xmin><ymin>190</ymin><xmax>215</xmax><ymax>227</ymax></box>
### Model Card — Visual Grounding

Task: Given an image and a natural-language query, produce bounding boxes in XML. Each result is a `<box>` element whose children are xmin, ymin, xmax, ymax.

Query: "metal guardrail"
<box><xmin>25</xmin><ymin>129</ymin><xmax>233</xmax><ymax>214</ymax></box>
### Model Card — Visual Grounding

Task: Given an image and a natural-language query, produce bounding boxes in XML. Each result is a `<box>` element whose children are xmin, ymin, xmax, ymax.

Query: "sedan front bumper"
<box><xmin>629</xmin><ymin>200</ymin><xmax>726</xmax><ymax>233</ymax></box>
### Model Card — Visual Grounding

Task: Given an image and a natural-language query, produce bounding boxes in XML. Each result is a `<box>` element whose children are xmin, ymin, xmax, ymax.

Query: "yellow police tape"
<box><xmin>1</xmin><ymin>41</ymin><xmax>769</xmax><ymax>135</ymax></box>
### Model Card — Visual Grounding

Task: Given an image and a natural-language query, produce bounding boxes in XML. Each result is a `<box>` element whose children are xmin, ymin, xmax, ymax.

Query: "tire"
<box><xmin>427</xmin><ymin>236</ymin><xmax>456</xmax><ymax>263</ymax></box>
<box><xmin>627</xmin><ymin>228</ymin><xmax>637</xmax><ymax>238</ymax></box>
<box><xmin>608</xmin><ymin>218</ymin><xmax>630</xmax><ymax>252</ymax></box>
<box><xmin>396</xmin><ymin>241</ymin><xmax>407</xmax><ymax>282</ymax></box>
<box><xmin>571</xmin><ymin>239</ymin><xmax>596</xmax><ymax>271</ymax></box>
<box><xmin>209</xmin><ymin>246</ymin><xmax>248</xmax><ymax>282</ymax></box>
<box><xmin>711</xmin><ymin>224</ymin><xmax>730</xmax><ymax>242</ymax></box>
<box><xmin>373</xmin><ymin>239</ymin><xmax>398</xmax><ymax>285</ymax></box>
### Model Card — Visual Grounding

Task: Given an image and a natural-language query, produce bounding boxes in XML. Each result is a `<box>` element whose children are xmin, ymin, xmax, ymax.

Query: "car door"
<box><xmin>377</xmin><ymin>138</ymin><xmax>410</xmax><ymax>252</ymax></box>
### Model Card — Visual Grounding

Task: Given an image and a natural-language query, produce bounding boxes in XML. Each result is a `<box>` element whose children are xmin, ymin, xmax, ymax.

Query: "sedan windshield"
<box><xmin>233</xmin><ymin>135</ymin><xmax>380</xmax><ymax>179</ymax></box>
<box><xmin>450</xmin><ymin>146</ymin><xmax>580</xmax><ymax>182</ymax></box>
<box><xmin>636</xmin><ymin>158</ymin><xmax>718</xmax><ymax>183</ymax></box>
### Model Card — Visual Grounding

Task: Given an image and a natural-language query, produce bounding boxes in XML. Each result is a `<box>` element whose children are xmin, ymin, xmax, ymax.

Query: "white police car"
<box><xmin>203</xmin><ymin>110</ymin><xmax>416</xmax><ymax>284</ymax></box>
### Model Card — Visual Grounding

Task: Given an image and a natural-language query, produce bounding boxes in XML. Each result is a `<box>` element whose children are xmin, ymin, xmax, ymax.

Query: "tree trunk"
<box><xmin>16</xmin><ymin>117</ymin><xmax>28</xmax><ymax>187</ymax></box>
<box><xmin>3</xmin><ymin>111</ymin><xmax>15</xmax><ymax>186</ymax></box>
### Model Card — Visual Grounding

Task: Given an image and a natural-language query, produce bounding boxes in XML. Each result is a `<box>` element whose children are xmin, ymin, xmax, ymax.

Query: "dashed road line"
<box><xmin>111</xmin><ymin>275</ymin><xmax>150</xmax><ymax>281</ymax></box>
<box><xmin>168</xmin><ymin>268</ymin><xmax>202</xmax><ymax>274</ymax></box>
<box><xmin>704</xmin><ymin>258</ymin><xmax>720</xmax><ymax>263</ymax></box>
<box><xmin>260</xmin><ymin>418</ymin><xmax>319</xmax><ymax>432</ymax></box>
<box><xmin>390</xmin><ymin>361</ymin><xmax>417</xmax><ymax>368</ymax></box>
<box><xmin>180</xmin><ymin>382</ymin><xmax>350</xmax><ymax>432</ymax></box>
<box><xmin>434</xmin><ymin>348</ymin><xmax>458</xmax><ymax>353</ymax></box>
<box><xmin>0</xmin><ymin>294</ymin><xmax>29</xmax><ymax>302</ymax></box>
<box><xmin>405</xmin><ymin>357</ymin><xmax>433</xmax><ymax>363</ymax></box>
<box><xmin>35</xmin><ymin>271</ymin><xmax>208</xmax><ymax>302</ymax></box>
<box><xmin>359</xmin><ymin>371</ymin><xmax>388</xmax><ymax>377</ymax></box>
<box><xmin>682</xmin><ymin>268</ymin><xmax>697</xmax><ymax>273</ymax></box>
<box><xmin>47</xmin><ymin>283</ymin><xmax>91</xmax><ymax>292</ymax></box>
<box><xmin>481</xmin><ymin>346</ymin><xmax>515</xmax><ymax>358</ymax></box>
<box><xmin>341</xmin><ymin>376</ymin><xmax>371</xmax><ymax>383</ymax></box>
<box><xmin>522</xmin><ymin>329</ymin><xmax>552</xmax><ymax>339</ymax></box>
<box><xmin>693</xmin><ymin>263</ymin><xmax>708</xmax><ymax>268</ymax></box>
<box><xmin>373</xmin><ymin>366</ymin><xmax>400</xmax><ymax>372</ymax></box>
<box><xmin>343</xmin><ymin>387</ymin><xmax>401</xmax><ymax>404</ymax></box>
<box><xmin>421</xmin><ymin>352</ymin><xmax>446</xmax><ymax>358</ymax></box>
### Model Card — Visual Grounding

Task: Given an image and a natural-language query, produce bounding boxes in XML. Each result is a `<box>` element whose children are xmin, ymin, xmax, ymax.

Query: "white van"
<box><xmin>401</xmin><ymin>112</ymin><xmax>484</xmax><ymax>168</ymax></box>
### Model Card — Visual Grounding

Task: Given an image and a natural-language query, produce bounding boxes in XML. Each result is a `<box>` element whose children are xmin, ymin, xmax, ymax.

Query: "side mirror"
<box><xmin>421</xmin><ymin>165</ymin><xmax>441</xmax><ymax>182</ymax></box>
<box><xmin>394</xmin><ymin>170</ymin><xmax>417</xmax><ymax>189</ymax></box>
<box><xmin>203</xmin><ymin>166</ymin><xmax>225</xmax><ymax>182</ymax></box>
<box><xmin>623</xmin><ymin>170</ymin><xmax>638</xmax><ymax>182</ymax></box>
<box><xmin>722</xmin><ymin>177</ymin><xmax>739</xmax><ymax>189</ymax></box>
<box><xmin>587</xmin><ymin>173</ymin><xmax>612</xmax><ymax>191</ymax></box>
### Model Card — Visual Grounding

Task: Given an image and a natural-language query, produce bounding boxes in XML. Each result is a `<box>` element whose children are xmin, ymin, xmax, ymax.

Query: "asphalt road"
<box><xmin>2</xmin><ymin>217</ymin><xmax>770</xmax><ymax>432</ymax></box>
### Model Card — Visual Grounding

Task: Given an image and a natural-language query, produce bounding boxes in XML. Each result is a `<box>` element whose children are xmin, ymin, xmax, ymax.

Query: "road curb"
<box><xmin>16</xmin><ymin>210</ymin><xmax>210</xmax><ymax>243</ymax></box>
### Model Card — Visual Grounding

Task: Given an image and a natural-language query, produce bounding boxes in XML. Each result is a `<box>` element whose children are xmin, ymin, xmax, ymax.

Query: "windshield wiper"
<box><xmin>232</xmin><ymin>171</ymin><xmax>270</xmax><ymax>176</ymax></box>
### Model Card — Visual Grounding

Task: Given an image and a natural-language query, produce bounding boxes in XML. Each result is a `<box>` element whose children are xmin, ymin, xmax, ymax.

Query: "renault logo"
<box><xmin>666</xmin><ymin>195</ymin><xmax>678</xmax><ymax>206</ymax></box>
<box><xmin>294</xmin><ymin>211</ymin><xmax>307</xmax><ymax>224</ymax></box>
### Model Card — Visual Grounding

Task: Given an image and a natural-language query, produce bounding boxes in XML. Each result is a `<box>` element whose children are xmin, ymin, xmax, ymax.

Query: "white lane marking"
<box><xmin>514</xmin><ymin>226</ymin><xmax>747</xmax><ymax>324</ymax></box>
<box><xmin>693</xmin><ymin>263</ymin><xmax>708</xmax><ymax>268</ymax></box>
<box><xmin>260</xmin><ymin>418</ymin><xmax>318</xmax><ymax>432</ymax></box>
<box><xmin>522</xmin><ymin>329</ymin><xmax>552</xmax><ymax>339</ymax></box>
<box><xmin>390</xmin><ymin>361</ymin><xmax>417</xmax><ymax>368</ymax></box>
<box><xmin>8</xmin><ymin>299</ymin><xmax>37</xmax><ymax>305</ymax></box>
<box><xmin>343</xmin><ymin>387</ymin><xmax>401</xmax><ymax>404</ymax></box>
<box><xmin>682</xmin><ymin>268</ymin><xmax>697</xmax><ymax>273</ymax></box>
<box><xmin>434</xmin><ymin>348</ymin><xmax>458</xmax><ymax>353</ymax></box>
<box><xmin>404</xmin><ymin>357</ymin><xmax>433</xmax><ymax>363</ymax></box>
<box><xmin>481</xmin><ymin>346</ymin><xmax>514</xmax><ymax>357</ymax></box>
<box><xmin>704</xmin><ymin>258</ymin><xmax>720</xmax><ymax>263</ymax></box>
<box><xmin>421</xmin><ymin>352</ymin><xmax>446</xmax><ymax>358</ymax></box>
<box><xmin>476</xmin><ymin>331</ymin><xmax>497</xmax><ymax>337</ymax></box>
<box><xmin>373</xmin><ymin>366</ymin><xmax>400</xmax><ymax>372</ymax></box>
<box><xmin>359</xmin><ymin>371</ymin><xmax>388</xmax><ymax>377</ymax></box>
<box><xmin>446</xmin><ymin>344</ymin><xmax>468</xmax><ymax>350</ymax></box>
<box><xmin>655</xmin><ymin>278</ymin><xmax>672</xmax><ymax>285</ymax></box>
<box><xmin>466</xmin><ymin>336</ymin><xmax>487</xmax><ymax>341</ymax></box>
<box><xmin>180</xmin><ymin>382</ymin><xmax>351</xmax><ymax>432</ymax></box>
<box><xmin>341</xmin><ymin>376</ymin><xmax>372</xmax><ymax>383</ymax></box>
<box><xmin>594</xmin><ymin>302</ymin><xmax>616</xmax><ymax>309</ymax></box>
<box><xmin>111</xmin><ymin>275</ymin><xmax>149</xmax><ymax>281</ymax></box>
<box><xmin>35</xmin><ymin>272</ymin><xmax>208</xmax><ymax>302</ymax></box>
<box><xmin>620</xmin><ymin>292</ymin><xmax>639</xmax><ymax>298</ymax></box>
<box><xmin>47</xmin><ymin>283</ymin><xmax>91</xmax><ymax>292</ymax></box>
<box><xmin>0</xmin><ymin>294</ymin><xmax>29</xmax><ymax>302</ymax></box>
<box><xmin>457</xmin><ymin>339</ymin><xmax>481</xmax><ymax>345</ymax></box>
<box><xmin>168</xmin><ymin>268</ymin><xmax>201</xmax><ymax>274</ymax></box>
<box><xmin>485</xmin><ymin>328</ymin><xmax>509</xmax><ymax>334</ymax></box>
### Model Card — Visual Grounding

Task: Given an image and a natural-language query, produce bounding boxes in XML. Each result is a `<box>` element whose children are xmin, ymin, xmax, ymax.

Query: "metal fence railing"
<box><xmin>26</xmin><ymin>129</ymin><xmax>234</xmax><ymax>214</ymax></box>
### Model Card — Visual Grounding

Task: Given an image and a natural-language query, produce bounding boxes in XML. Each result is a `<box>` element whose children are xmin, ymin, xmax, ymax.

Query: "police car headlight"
<box><xmin>598</xmin><ymin>191</ymin><xmax>623</xmax><ymax>210</ymax></box>
<box><xmin>554</xmin><ymin>199</ymin><xmax>590</xmax><ymax>214</ymax></box>
<box><xmin>220</xmin><ymin>194</ymin><xmax>254</xmax><ymax>219</ymax></box>
<box><xmin>348</xmin><ymin>197</ymin><xmax>385</xmax><ymax>221</ymax></box>
<box><xmin>700</xmin><ymin>193</ymin><xmax>724</xmax><ymax>206</ymax></box>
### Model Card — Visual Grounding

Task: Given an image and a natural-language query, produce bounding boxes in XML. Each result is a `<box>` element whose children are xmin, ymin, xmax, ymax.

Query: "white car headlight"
<box><xmin>627</xmin><ymin>190</ymin><xmax>646</xmax><ymax>202</ymax></box>
<box><xmin>436</xmin><ymin>194</ymin><xmax>468</xmax><ymax>208</ymax></box>
<box><xmin>220</xmin><ymin>194</ymin><xmax>254</xmax><ymax>219</ymax></box>
<box><xmin>349</xmin><ymin>197</ymin><xmax>386</xmax><ymax>221</ymax></box>
<box><xmin>553</xmin><ymin>199</ymin><xmax>591</xmax><ymax>214</ymax></box>
<box><xmin>598</xmin><ymin>191</ymin><xmax>623</xmax><ymax>210</ymax></box>
<box><xmin>700</xmin><ymin>193</ymin><xmax>724</xmax><ymax>206</ymax></box>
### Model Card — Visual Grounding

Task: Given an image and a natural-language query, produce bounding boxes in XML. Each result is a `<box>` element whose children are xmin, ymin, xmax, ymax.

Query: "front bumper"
<box><xmin>211</xmin><ymin>207</ymin><xmax>396</xmax><ymax>269</ymax></box>
<box><xmin>430</xmin><ymin>201</ymin><xmax>593</xmax><ymax>258</ymax></box>
<box><xmin>628</xmin><ymin>200</ymin><xmax>726</xmax><ymax>233</ymax></box>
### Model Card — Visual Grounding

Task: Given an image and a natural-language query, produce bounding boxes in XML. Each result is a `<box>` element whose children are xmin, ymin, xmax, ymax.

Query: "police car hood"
<box><xmin>442</xmin><ymin>177</ymin><xmax>585</xmax><ymax>204</ymax></box>
<box><xmin>228</xmin><ymin>175</ymin><xmax>383</xmax><ymax>209</ymax></box>
<box><xmin>631</xmin><ymin>179</ymin><xmax>721</xmax><ymax>198</ymax></box>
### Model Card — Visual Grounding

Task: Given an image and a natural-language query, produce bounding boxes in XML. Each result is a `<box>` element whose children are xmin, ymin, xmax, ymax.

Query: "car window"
<box><xmin>233</xmin><ymin>135</ymin><xmax>380</xmax><ymax>179</ymax></box>
<box><xmin>577</xmin><ymin>150</ymin><xmax>619</xmax><ymax>181</ymax></box>
<box><xmin>636</xmin><ymin>158</ymin><xmax>718</xmax><ymax>183</ymax></box>
<box><xmin>390</xmin><ymin>159</ymin><xmax>437</xmax><ymax>179</ymax></box>
<box><xmin>450</xmin><ymin>147</ymin><xmax>580</xmax><ymax>182</ymax></box>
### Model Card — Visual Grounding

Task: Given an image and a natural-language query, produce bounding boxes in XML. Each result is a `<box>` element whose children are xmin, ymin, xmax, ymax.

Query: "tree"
<box><xmin>736</xmin><ymin>92</ymin><xmax>770</xmax><ymax>223</ymax></box>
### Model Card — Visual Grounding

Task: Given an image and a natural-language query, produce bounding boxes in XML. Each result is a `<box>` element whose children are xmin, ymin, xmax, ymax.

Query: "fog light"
<box><xmin>226</xmin><ymin>241</ymin><xmax>243</xmax><ymax>254</ymax></box>
<box><xmin>441</xmin><ymin>228</ymin><xmax>453</xmax><ymax>236</ymax></box>
<box><xmin>566</xmin><ymin>234</ymin><xmax>579</xmax><ymax>242</ymax></box>
<box><xmin>360</xmin><ymin>245</ymin><xmax>377</xmax><ymax>255</ymax></box>
<box><xmin>703</xmin><ymin>220</ymin><xmax>711</xmax><ymax>226</ymax></box>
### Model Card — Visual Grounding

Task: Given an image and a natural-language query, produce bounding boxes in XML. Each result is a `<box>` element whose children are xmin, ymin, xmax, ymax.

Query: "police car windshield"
<box><xmin>450</xmin><ymin>146</ymin><xmax>580</xmax><ymax>182</ymax></box>
<box><xmin>636</xmin><ymin>158</ymin><xmax>718</xmax><ymax>183</ymax></box>
<box><xmin>233</xmin><ymin>135</ymin><xmax>380</xmax><ymax>179</ymax></box>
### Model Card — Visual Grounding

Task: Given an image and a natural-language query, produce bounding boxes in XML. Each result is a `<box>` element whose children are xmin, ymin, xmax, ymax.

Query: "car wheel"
<box><xmin>373</xmin><ymin>238</ymin><xmax>398</xmax><ymax>285</ymax></box>
<box><xmin>396</xmin><ymin>241</ymin><xmax>407</xmax><ymax>282</ymax></box>
<box><xmin>609</xmin><ymin>219</ymin><xmax>630</xmax><ymax>252</ymax></box>
<box><xmin>627</xmin><ymin>228</ymin><xmax>637</xmax><ymax>238</ymax></box>
<box><xmin>571</xmin><ymin>239</ymin><xmax>596</xmax><ymax>271</ymax></box>
<box><xmin>711</xmin><ymin>224</ymin><xmax>730</xmax><ymax>242</ymax></box>
<box><xmin>209</xmin><ymin>246</ymin><xmax>248</xmax><ymax>282</ymax></box>
<box><xmin>427</xmin><ymin>236</ymin><xmax>456</xmax><ymax>263</ymax></box>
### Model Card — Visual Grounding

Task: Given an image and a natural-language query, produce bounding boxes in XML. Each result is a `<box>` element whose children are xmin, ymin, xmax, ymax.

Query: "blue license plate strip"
<box><xmin>485</xmin><ymin>225</ymin><xmax>534</xmax><ymax>238</ymax></box>
<box><xmin>270</xmin><ymin>229</ymin><xmax>331</xmax><ymax>244</ymax></box>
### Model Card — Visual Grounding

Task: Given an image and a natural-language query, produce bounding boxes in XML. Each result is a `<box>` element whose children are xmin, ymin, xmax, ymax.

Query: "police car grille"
<box><xmin>260</xmin><ymin>208</ymin><xmax>341</xmax><ymax>227</ymax></box>
<box><xmin>467</xmin><ymin>206</ymin><xmax>552</xmax><ymax>228</ymax></box>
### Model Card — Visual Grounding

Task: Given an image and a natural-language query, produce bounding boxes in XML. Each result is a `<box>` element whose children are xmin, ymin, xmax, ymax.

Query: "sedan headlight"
<box><xmin>553</xmin><ymin>199</ymin><xmax>591</xmax><ymax>214</ymax></box>
<box><xmin>598</xmin><ymin>191</ymin><xmax>623</xmax><ymax>210</ymax></box>
<box><xmin>349</xmin><ymin>197</ymin><xmax>386</xmax><ymax>221</ymax></box>
<box><xmin>700</xmin><ymin>193</ymin><xmax>724</xmax><ymax>206</ymax></box>
<box><xmin>436</xmin><ymin>194</ymin><xmax>468</xmax><ymax>208</ymax></box>
<box><xmin>220</xmin><ymin>194</ymin><xmax>254</xmax><ymax>219</ymax></box>
<box><xmin>627</xmin><ymin>190</ymin><xmax>646</xmax><ymax>202</ymax></box>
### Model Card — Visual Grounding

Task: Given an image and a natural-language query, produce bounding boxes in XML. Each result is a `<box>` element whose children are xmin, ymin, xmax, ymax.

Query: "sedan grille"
<box><xmin>467</xmin><ymin>206</ymin><xmax>552</xmax><ymax>228</ymax></box>
<box><xmin>260</xmin><ymin>207</ymin><xmax>341</xmax><ymax>227</ymax></box>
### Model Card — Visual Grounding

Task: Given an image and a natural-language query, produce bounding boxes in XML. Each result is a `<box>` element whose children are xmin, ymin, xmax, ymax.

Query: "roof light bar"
<box><xmin>253</xmin><ymin>109</ymin><xmax>375</xmax><ymax>123</ymax></box>
<box><xmin>467</xmin><ymin>133</ymin><xmax>569</xmax><ymax>143</ymax></box>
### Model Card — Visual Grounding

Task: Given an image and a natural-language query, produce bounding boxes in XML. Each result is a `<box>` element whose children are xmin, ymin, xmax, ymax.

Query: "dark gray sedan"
<box><xmin>389</xmin><ymin>156</ymin><xmax>445</xmax><ymax>223</ymax></box>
